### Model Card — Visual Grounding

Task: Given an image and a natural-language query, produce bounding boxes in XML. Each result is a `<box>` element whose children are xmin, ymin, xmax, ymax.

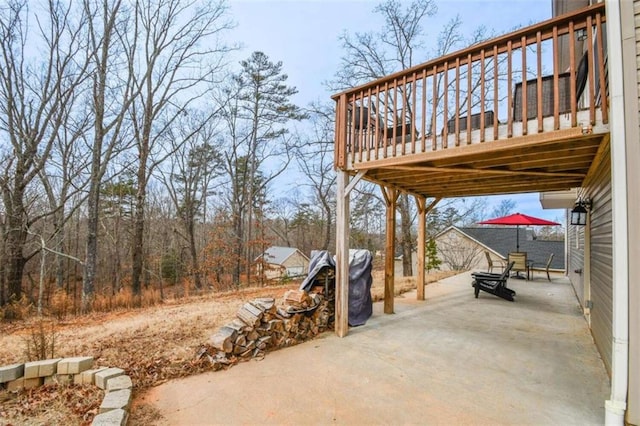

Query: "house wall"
<box><xmin>434</xmin><ymin>229</ymin><xmax>486</xmax><ymax>271</ymax></box>
<box><xmin>553</xmin><ymin>0</ymin><xmax>591</xmax><ymax>71</ymax></box>
<box><xmin>568</xmin><ymin>221</ymin><xmax>585</xmax><ymax>305</ymax></box>
<box><xmin>586</xmin><ymin>147</ymin><xmax>613</xmax><ymax>375</ymax></box>
<box><xmin>281</xmin><ymin>252</ymin><xmax>310</xmax><ymax>277</ymax></box>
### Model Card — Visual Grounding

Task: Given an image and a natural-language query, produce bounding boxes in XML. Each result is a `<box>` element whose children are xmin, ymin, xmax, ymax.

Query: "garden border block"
<box><xmin>0</xmin><ymin>363</ymin><xmax>24</xmax><ymax>383</ymax></box>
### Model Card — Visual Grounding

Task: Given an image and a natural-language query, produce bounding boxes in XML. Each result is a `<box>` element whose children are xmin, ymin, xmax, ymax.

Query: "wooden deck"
<box><xmin>333</xmin><ymin>3</ymin><xmax>608</xmax><ymax>200</ymax></box>
<box><xmin>331</xmin><ymin>4</ymin><xmax>609</xmax><ymax>337</ymax></box>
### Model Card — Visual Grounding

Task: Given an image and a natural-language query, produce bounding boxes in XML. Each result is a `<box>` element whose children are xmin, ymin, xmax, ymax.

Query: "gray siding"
<box><xmin>568</xmin><ymin>224</ymin><xmax>585</xmax><ymax>305</ymax></box>
<box><xmin>588</xmin><ymin>150</ymin><xmax>613</xmax><ymax>375</ymax></box>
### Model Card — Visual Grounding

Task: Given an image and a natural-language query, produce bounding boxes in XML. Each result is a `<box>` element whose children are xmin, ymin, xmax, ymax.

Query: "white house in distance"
<box><xmin>256</xmin><ymin>246</ymin><xmax>310</xmax><ymax>280</ymax></box>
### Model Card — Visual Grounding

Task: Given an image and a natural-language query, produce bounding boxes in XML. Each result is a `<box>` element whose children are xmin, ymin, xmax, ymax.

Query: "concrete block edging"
<box><xmin>0</xmin><ymin>356</ymin><xmax>131</xmax><ymax>426</ymax></box>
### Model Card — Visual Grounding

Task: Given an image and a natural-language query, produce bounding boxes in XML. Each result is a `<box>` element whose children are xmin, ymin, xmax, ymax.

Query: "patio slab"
<box><xmin>142</xmin><ymin>272</ymin><xmax>609</xmax><ymax>425</ymax></box>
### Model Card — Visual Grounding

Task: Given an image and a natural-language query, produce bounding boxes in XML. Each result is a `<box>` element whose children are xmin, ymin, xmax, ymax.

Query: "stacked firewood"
<box><xmin>203</xmin><ymin>288</ymin><xmax>334</xmax><ymax>370</ymax></box>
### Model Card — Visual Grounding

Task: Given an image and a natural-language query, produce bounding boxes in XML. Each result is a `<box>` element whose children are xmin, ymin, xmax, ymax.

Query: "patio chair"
<box><xmin>471</xmin><ymin>261</ymin><xmax>516</xmax><ymax>301</ymax></box>
<box><xmin>533</xmin><ymin>253</ymin><xmax>554</xmax><ymax>281</ymax></box>
<box><xmin>508</xmin><ymin>251</ymin><xmax>529</xmax><ymax>279</ymax></box>
<box><xmin>484</xmin><ymin>250</ymin><xmax>507</xmax><ymax>273</ymax></box>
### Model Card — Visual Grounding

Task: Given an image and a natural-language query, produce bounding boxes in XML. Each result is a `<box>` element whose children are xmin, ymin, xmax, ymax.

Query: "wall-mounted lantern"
<box><xmin>570</xmin><ymin>199</ymin><xmax>591</xmax><ymax>226</ymax></box>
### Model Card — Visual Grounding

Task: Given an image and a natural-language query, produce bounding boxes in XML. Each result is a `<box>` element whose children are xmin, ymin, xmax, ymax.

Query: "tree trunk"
<box><xmin>52</xmin><ymin>208</ymin><xmax>66</xmax><ymax>289</ymax></box>
<box><xmin>321</xmin><ymin>197</ymin><xmax>332</xmax><ymax>251</ymax></box>
<box><xmin>131</xmin><ymin>163</ymin><xmax>147</xmax><ymax>297</ymax></box>
<box><xmin>4</xmin><ymin>187</ymin><xmax>28</xmax><ymax>303</ymax></box>
<box><xmin>187</xmin><ymin>218</ymin><xmax>202</xmax><ymax>289</ymax></box>
<box><xmin>83</xmin><ymin>184</ymin><xmax>99</xmax><ymax>311</ymax></box>
<box><xmin>5</xmin><ymin>241</ymin><xmax>26</xmax><ymax>303</ymax></box>
<box><xmin>232</xmin><ymin>210</ymin><xmax>243</xmax><ymax>285</ymax></box>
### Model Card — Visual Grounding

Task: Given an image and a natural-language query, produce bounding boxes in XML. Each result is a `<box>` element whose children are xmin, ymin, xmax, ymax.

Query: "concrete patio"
<box><xmin>143</xmin><ymin>272</ymin><xmax>610</xmax><ymax>425</ymax></box>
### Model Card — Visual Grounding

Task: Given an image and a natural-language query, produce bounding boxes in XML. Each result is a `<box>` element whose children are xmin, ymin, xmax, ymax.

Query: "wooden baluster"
<box><xmin>455</xmin><ymin>57</ymin><xmax>460</xmax><ymax>146</ymax></box>
<box><xmin>586</xmin><ymin>15</ymin><xmax>595</xmax><ymax>125</ymax></box>
<box><xmin>383</xmin><ymin>82</ymin><xmax>389</xmax><ymax>158</ymax></box>
<box><xmin>411</xmin><ymin>73</ymin><xmax>417</xmax><ymax>154</ymax></box>
<box><xmin>374</xmin><ymin>87</ymin><xmax>381</xmax><ymax>160</ymax></box>
<box><xmin>552</xmin><ymin>25</ymin><xmax>560</xmax><ymax>130</ymax></box>
<box><xmin>507</xmin><ymin>40</ymin><xmax>513</xmax><ymax>138</ymax></box>
<box><xmin>443</xmin><ymin>61</ymin><xmax>449</xmax><ymax>149</ymax></box>
<box><xmin>366</xmin><ymin>88</ymin><xmax>372</xmax><ymax>161</ymax></box>
<box><xmin>596</xmin><ymin>13</ymin><xmax>608</xmax><ymax>124</ymax></box>
<box><xmin>400</xmin><ymin>76</ymin><xmax>407</xmax><ymax>156</ymax></box>
<box><xmin>357</xmin><ymin>92</ymin><xmax>364</xmax><ymax>163</ymax></box>
<box><xmin>421</xmin><ymin>68</ymin><xmax>427</xmax><ymax>153</ymax></box>
<box><xmin>349</xmin><ymin>94</ymin><xmax>356</xmax><ymax>166</ymax></box>
<box><xmin>432</xmin><ymin>65</ymin><xmax>438</xmax><ymax>151</ymax></box>
<box><xmin>569</xmin><ymin>21</ymin><xmax>577</xmax><ymax>127</ymax></box>
<box><xmin>521</xmin><ymin>35</ymin><xmax>528</xmax><ymax>136</ymax></box>
<box><xmin>392</xmin><ymin>83</ymin><xmax>398</xmax><ymax>156</ymax></box>
<box><xmin>536</xmin><ymin>31</ymin><xmax>543</xmax><ymax>133</ymax></box>
<box><xmin>467</xmin><ymin>53</ymin><xmax>472</xmax><ymax>145</ymax></box>
<box><xmin>493</xmin><ymin>45</ymin><xmax>499</xmax><ymax>141</ymax></box>
<box><xmin>480</xmin><ymin>49</ymin><xmax>486</xmax><ymax>142</ymax></box>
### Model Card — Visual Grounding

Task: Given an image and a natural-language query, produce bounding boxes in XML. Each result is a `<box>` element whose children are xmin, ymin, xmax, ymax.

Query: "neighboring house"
<box><xmin>434</xmin><ymin>226</ymin><xmax>565</xmax><ymax>272</ymax></box>
<box><xmin>256</xmin><ymin>246</ymin><xmax>310</xmax><ymax>280</ymax></box>
<box><xmin>332</xmin><ymin>1</ymin><xmax>639</xmax><ymax>422</ymax></box>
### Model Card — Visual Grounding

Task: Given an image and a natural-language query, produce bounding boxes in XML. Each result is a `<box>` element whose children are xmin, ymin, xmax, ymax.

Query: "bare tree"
<box><xmin>437</xmin><ymin>233</ymin><xmax>482</xmax><ymax>271</ymax></box>
<box><xmin>125</xmin><ymin>0</ymin><xmax>233</xmax><ymax>297</ymax></box>
<box><xmin>219</xmin><ymin>51</ymin><xmax>307</xmax><ymax>286</ymax></box>
<box><xmin>295</xmin><ymin>103</ymin><xmax>337</xmax><ymax>251</ymax></box>
<box><xmin>39</xmin><ymin>81</ymin><xmax>93</xmax><ymax>291</ymax></box>
<box><xmin>159</xmin><ymin>110</ymin><xmax>223</xmax><ymax>290</ymax></box>
<box><xmin>0</xmin><ymin>0</ymin><xmax>90</xmax><ymax>309</ymax></box>
<box><xmin>82</xmin><ymin>0</ymin><xmax>137</xmax><ymax>310</ymax></box>
<box><xmin>490</xmin><ymin>198</ymin><xmax>516</xmax><ymax>219</ymax></box>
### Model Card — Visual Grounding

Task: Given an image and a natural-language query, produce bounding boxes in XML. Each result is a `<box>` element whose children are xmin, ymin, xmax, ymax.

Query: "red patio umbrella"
<box><xmin>478</xmin><ymin>212</ymin><xmax>560</xmax><ymax>252</ymax></box>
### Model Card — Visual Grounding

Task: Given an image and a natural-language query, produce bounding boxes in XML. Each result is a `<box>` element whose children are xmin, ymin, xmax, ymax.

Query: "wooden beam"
<box><xmin>348</xmin><ymin>127</ymin><xmax>593</xmax><ymax>170</ymax></box>
<box><xmin>345</xmin><ymin>170</ymin><xmax>367</xmax><ymax>195</ymax></box>
<box><xmin>389</xmin><ymin>165</ymin><xmax>585</xmax><ymax>179</ymax></box>
<box><xmin>382</xmin><ymin>186</ymin><xmax>397</xmax><ymax>314</ymax></box>
<box><xmin>416</xmin><ymin>196</ymin><xmax>426</xmax><ymax>301</ymax></box>
<box><xmin>335</xmin><ymin>171</ymin><xmax>350</xmax><ymax>337</ymax></box>
<box><xmin>425</xmin><ymin>197</ymin><xmax>441</xmax><ymax>214</ymax></box>
<box><xmin>582</xmin><ymin>133</ymin><xmax>611</xmax><ymax>188</ymax></box>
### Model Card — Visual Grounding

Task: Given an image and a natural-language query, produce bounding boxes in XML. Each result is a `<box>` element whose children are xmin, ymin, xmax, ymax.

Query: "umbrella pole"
<box><xmin>516</xmin><ymin>225</ymin><xmax>520</xmax><ymax>252</ymax></box>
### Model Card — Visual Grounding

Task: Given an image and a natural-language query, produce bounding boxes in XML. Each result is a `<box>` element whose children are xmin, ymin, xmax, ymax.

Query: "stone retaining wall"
<box><xmin>0</xmin><ymin>357</ymin><xmax>131</xmax><ymax>425</ymax></box>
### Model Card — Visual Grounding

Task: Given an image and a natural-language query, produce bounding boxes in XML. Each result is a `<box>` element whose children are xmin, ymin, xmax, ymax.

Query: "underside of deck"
<box><xmin>346</xmin><ymin>116</ymin><xmax>609</xmax><ymax>199</ymax></box>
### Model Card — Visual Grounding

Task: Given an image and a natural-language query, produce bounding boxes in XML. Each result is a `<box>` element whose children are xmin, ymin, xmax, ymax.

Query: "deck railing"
<box><xmin>333</xmin><ymin>3</ymin><xmax>607</xmax><ymax>169</ymax></box>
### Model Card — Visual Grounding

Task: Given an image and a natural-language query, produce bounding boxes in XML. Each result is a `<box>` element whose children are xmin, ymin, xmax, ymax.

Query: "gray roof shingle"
<box><xmin>258</xmin><ymin>246</ymin><xmax>302</xmax><ymax>265</ymax></box>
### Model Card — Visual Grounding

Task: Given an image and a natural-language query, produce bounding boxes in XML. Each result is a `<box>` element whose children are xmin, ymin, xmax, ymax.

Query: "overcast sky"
<box><xmin>224</xmin><ymin>0</ymin><xmax>564</xmax><ymax>223</ymax></box>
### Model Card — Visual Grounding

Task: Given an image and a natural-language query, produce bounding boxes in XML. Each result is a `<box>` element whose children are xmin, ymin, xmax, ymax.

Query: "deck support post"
<box><xmin>335</xmin><ymin>170</ymin><xmax>350</xmax><ymax>337</ymax></box>
<box><xmin>416</xmin><ymin>196</ymin><xmax>426</xmax><ymax>301</ymax></box>
<box><xmin>382</xmin><ymin>187</ymin><xmax>398</xmax><ymax>314</ymax></box>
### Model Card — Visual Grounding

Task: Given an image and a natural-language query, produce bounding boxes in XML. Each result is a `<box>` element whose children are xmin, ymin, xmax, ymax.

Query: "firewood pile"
<box><xmin>201</xmin><ymin>284</ymin><xmax>334</xmax><ymax>370</ymax></box>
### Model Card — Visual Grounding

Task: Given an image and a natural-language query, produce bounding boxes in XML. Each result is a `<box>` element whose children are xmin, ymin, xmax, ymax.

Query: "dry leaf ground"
<box><xmin>0</xmin><ymin>270</ymin><xmax>455</xmax><ymax>425</ymax></box>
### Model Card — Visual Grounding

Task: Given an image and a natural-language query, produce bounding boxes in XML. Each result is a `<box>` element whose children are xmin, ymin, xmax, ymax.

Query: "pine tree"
<box><xmin>425</xmin><ymin>239</ymin><xmax>442</xmax><ymax>273</ymax></box>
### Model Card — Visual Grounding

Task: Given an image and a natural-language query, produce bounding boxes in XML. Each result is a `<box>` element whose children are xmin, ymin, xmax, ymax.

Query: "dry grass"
<box><xmin>0</xmin><ymin>271</ymin><xmax>457</xmax><ymax>425</ymax></box>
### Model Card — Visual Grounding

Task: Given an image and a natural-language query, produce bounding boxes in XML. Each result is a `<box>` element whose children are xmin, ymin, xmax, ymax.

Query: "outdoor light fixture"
<box><xmin>570</xmin><ymin>199</ymin><xmax>591</xmax><ymax>226</ymax></box>
<box><xmin>576</xmin><ymin>28</ymin><xmax>587</xmax><ymax>41</ymax></box>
